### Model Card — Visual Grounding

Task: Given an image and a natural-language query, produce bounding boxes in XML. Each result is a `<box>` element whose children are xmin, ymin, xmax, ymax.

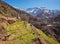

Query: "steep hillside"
<box><xmin>0</xmin><ymin>0</ymin><xmax>60</xmax><ymax>44</ymax></box>
<box><xmin>0</xmin><ymin>21</ymin><xmax>59</xmax><ymax>44</ymax></box>
<box><xmin>0</xmin><ymin>0</ymin><xmax>29</xmax><ymax>35</ymax></box>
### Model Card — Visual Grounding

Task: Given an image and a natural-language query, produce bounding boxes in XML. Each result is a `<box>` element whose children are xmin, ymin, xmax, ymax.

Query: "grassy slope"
<box><xmin>37</xmin><ymin>29</ymin><xmax>59</xmax><ymax>44</ymax></box>
<box><xmin>6</xmin><ymin>21</ymin><xmax>37</xmax><ymax>44</ymax></box>
<box><xmin>5</xmin><ymin>21</ymin><xmax>59</xmax><ymax>44</ymax></box>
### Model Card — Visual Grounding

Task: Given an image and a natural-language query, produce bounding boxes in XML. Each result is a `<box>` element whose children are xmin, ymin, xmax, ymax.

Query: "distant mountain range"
<box><xmin>26</xmin><ymin>7</ymin><xmax>60</xmax><ymax>16</ymax></box>
<box><xmin>26</xmin><ymin>7</ymin><xmax>60</xmax><ymax>23</ymax></box>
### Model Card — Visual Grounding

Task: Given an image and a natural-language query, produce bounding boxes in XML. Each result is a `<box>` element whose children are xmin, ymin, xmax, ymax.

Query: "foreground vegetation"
<box><xmin>6</xmin><ymin>21</ymin><xmax>37</xmax><ymax>44</ymax></box>
<box><xmin>5</xmin><ymin>21</ymin><xmax>59</xmax><ymax>44</ymax></box>
<box><xmin>37</xmin><ymin>29</ymin><xmax>59</xmax><ymax>44</ymax></box>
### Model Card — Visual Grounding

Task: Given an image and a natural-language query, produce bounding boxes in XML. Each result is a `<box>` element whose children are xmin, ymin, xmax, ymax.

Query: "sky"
<box><xmin>4</xmin><ymin>0</ymin><xmax>60</xmax><ymax>10</ymax></box>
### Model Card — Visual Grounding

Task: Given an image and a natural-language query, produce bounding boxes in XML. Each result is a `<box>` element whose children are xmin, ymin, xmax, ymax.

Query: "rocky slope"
<box><xmin>0</xmin><ymin>0</ymin><xmax>60</xmax><ymax>44</ymax></box>
<box><xmin>0</xmin><ymin>21</ymin><xmax>59</xmax><ymax>44</ymax></box>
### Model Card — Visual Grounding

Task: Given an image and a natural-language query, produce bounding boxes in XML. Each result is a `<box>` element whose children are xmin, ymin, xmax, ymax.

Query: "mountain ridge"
<box><xmin>26</xmin><ymin>7</ymin><xmax>60</xmax><ymax>15</ymax></box>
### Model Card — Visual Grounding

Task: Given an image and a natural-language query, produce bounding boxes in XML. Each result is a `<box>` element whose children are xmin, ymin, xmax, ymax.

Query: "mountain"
<box><xmin>26</xmin><ymin>7</ymin><xmax>60</xmax><ymax>23</ymax></box>
<box><xmin>26</xmin><ymin>7</ymin><xmax>60</xmax><ymax>19</ymax></box>
<box><xmin>0</xmin><ymin>0</ymin><xmax>60</xmax><ymax>44</ymax></box>
<box><xmin>53</xmin><ymin>14</ymin><xmax>60</xmax><ymax>22</ymax></box>
<box><xmin>26</xmin><ymin>7</ymin><xmax>43</xmax><ymax>16</ymax></box>
<box><xmin>26</xmin><ymin>7</ymin><xmax>60</xmax><ymax>42</ymax></box>
<box><xmin>26</xmin><ymin>7</ymin><xmax>60</xmax><ymax>16</ymax></box>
